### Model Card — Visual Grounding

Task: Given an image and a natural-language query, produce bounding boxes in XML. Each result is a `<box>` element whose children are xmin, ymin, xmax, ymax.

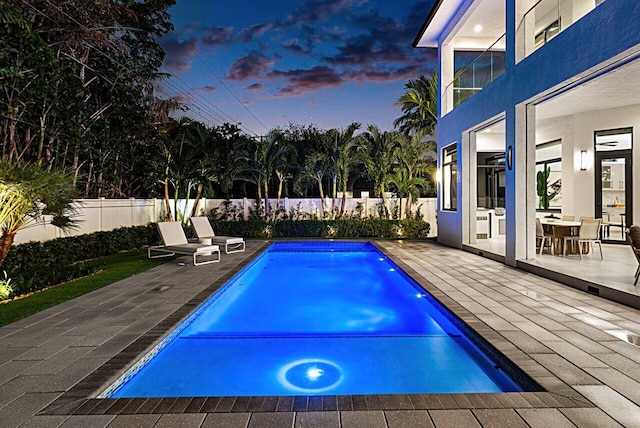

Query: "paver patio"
<box><xmin>1</xmin><ymin>239</ymin><xmax>639</xmax><ymax>427</ymax></box>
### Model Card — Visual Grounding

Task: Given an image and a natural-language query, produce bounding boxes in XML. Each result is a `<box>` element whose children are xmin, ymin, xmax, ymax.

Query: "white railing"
<box><xmin>13</xmin><ymin>197</ymin><xmax>438</xmax><ymax>244</ymax></box>
<box><xmin>444</xmin><ymin>34</ymin><xmax>506</xmax><ymax>113</ymax></box>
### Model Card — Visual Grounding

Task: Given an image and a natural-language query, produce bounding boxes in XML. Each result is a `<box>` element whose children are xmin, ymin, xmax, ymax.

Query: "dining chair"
<box><xmin>562</xmin><ymin>215</ymin><xmax>574</xmax><ymax>221</ymax></box>
<box><xmin>536</xmin><ymin>218</ymin><xmax>553</xmax><ymax>255</ymax></box>
<box><xmin>627</xmin><ymin>225</ymin><xmax>640</xmax><ymax>285</ymax></box>
<box><xmin>563</xmin><ymin>218</ymin><xmax>603</xmax><ymax>260</ymax></box>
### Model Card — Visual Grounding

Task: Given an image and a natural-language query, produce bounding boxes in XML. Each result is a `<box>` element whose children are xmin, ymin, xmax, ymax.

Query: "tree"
<box><xmin>394</xmin><ymin>73</ymin><xmax>438</xmax><ymax>136</ymax></box>
<box><xmin>327</xmin><ymin>123</ymin><xmax>361</xmax><ymax>218</ymax></box>
<box><xmin>237</xmin><ymin>131</ymin><xmax>290</xmax><ymax>218</ymax></box>
<box><xmin>394</xmin><ymin>131</ymin><xmax>437</xmax><ymax>218</ymax></box>
<box><xmin>1</xmin><ymin>1</ymin><xmax>175</xmax><ymax>197</ymax></box>
<box><xmin>0</xmin><ymin>162</ymin><xmax>77</xmax><ymax>265</ymax></box>
<box><xmin>298</xmin><ymin>152</ymin><xmax>331</xmax><ymax>216</ymax></box>
<box><xmin>358</xmin><ymin>126</ymin><xmax>400</xmax><ymax>219</ymax></box>
<box><xmin>279</xmin><ymin>123</ymin><xmax>326</xmax><ymax>198</ymax></box>
<box><xmin>387</xmin><ymin>169</ymin><xmax>429</xmax><ymax>220</ymax></box>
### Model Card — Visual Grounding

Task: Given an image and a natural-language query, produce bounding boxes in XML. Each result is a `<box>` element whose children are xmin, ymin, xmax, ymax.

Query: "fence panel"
<box><xmin>13</xmin><ymin>197</ymin><xmax>437</xmax><ymax>244</ymax></box>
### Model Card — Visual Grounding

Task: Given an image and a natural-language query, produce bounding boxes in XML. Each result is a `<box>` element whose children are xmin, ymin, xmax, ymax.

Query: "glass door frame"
<box><xmin>594</xmin><ymin>149</ymin><xmax>633</xmax><ymax>243</ymax></box>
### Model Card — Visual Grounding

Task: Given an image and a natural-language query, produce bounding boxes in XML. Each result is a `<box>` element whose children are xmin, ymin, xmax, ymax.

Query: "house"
<box><xmin>413</xmin><ymin>0</ymin><xmax>640</xmax><ymax>266</ymax></box>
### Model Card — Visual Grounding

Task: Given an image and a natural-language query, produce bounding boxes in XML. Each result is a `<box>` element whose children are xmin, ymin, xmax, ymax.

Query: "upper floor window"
<box><xmin>443</xmin><ymin>34</ymin><xmax>506</xmax><ymax>113</ymax></box>
<box><xmin>535</xmin><ymin>19</ymin><xmax>561</xmax><ymax>49</ymax></box>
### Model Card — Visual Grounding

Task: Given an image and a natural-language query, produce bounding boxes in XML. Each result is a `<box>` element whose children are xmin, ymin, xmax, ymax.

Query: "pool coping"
<box><xmin>38</xmin><ymin>240</ymin><xmax>595</xmax><ymax>416</ymax></box>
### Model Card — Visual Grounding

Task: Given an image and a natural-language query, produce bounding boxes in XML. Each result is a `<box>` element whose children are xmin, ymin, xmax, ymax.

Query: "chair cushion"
<box><xmin>630</xmin><ymin>225</ymin><xmax>640</xmax><ymax>249</ymax></box>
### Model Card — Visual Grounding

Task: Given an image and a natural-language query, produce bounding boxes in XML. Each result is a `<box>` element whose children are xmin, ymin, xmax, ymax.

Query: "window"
<box><xmin>534</xmin><ymin>19</ymin><xmax>560</xmax><ymax>49</ymax></box>
<box><xmin>453</xmin><ymin>48</ymin><xmax>506</xmax><ymax>107</ymax></box>
<box><xmin>535</xmin><ymin>140</ymin><xmax>562</xmax><ymax>211</ymax></box>
<box><xmin>535</xmin><ymin>159</ymin><xmax>561</xmax><ymax>210</ymax></box>
<box><xmin>477</xmin><ymin>152</ymin><xmax>505</xmax><ymax>209</ymax></box>
<box><xmin>442</xmin><ymin>144</ymin><xmax>457</xmax><ymax>211</ymax></box>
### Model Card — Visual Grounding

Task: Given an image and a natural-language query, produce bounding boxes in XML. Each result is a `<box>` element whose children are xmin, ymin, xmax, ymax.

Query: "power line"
<box><xmin>190</xmin><ymin>48</ymin><xmax>270</xmax><ymax>133</ymax></box>
<box><xmin>25</xmin><ymin>0</ymin><xmax>257</xmax><ymax>136</ymax></box>
<box><xmin>160</xmin><ymin>68</ymin><xmax>258</xmax><ymax>135</ymax></box>
<box><xmin>160</xmin><ymin>78</ymin><xmax>234</xmax><ymax>128</ymax></box>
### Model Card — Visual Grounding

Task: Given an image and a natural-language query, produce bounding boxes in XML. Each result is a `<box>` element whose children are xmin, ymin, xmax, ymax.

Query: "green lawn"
<box><xmin>0</xmin><ymin>249</ymin><xmax>174</xmax><ymax>327</ymax></box>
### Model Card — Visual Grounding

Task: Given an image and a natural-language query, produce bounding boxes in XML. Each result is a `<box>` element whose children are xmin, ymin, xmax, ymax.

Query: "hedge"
<box><xmin>1</xmin><ymin>225</ymin><xmax>159</xmax><ymax>295</ymax></box>
<box><xmin>208</xmin><ymin>218</ymin><xmax>430</xmax><ymax>240</ymax></box>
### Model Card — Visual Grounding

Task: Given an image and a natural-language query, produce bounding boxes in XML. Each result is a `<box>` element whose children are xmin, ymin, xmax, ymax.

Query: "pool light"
<box><xmin>306</xmin><ymin>367</ymin><xmax>324</xmax><ymax>381</ymax></box>
<box><xmin>278</xmin><ymin>359</ymin><xmax>344</xmax><ymax>393</ymax></box>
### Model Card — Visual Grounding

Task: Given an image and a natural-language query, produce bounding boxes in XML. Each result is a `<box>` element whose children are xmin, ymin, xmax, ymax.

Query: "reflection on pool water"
<box><xmin>103</xmin><ymin>242</ymin><xmax>529</xmax><ymax>397</ymax></box>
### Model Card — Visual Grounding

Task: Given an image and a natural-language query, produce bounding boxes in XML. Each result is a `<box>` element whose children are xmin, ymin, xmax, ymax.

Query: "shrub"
<box><xmin>0</xmin><ymin>271</ymin><xmax>13</xmax><ymax>300</ymax></box>
<box><xmin>0</xmin><ymin>224</ymin><xmax>158</xmax><ymax>295</ymax></box>
<box><xmin>208</xmin><ymin>217</ymin><xmax>430</xmax><ymax>240</ymax></box>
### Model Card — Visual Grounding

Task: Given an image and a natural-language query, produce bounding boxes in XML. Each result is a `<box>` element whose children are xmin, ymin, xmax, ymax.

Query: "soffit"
<box><xmin>536</xmin><ymin>59</ymin><xmax>640</xmax><ymax>120</ymax></box>
<box><xmin>414</xmin><ymin>0</ymin><xmax>505</xmax><ymax>49</ymax></box>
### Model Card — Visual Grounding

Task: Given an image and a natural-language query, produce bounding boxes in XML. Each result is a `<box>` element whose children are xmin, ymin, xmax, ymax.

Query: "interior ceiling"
<box><xmin>536</xmin><ymin>59</ymin><xmax>640</xmax><ymax>120</ymax></box>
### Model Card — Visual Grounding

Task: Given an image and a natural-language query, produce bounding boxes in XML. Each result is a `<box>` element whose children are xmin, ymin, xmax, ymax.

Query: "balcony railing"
<box><xmin>443</xmin><ymin>34</ymin><xmax>506</xmax><ymax>114</ymax></box>
<box><xmin>517</xmin><ymin>0</ymin><xmax>607</xmax><ymax>62</ymax></box>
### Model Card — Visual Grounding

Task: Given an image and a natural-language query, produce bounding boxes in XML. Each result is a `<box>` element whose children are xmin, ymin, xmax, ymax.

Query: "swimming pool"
<box><xmin>103</xmin><ymin>241</ymin><xmax>530</xmax><ymax>397</ymax></box>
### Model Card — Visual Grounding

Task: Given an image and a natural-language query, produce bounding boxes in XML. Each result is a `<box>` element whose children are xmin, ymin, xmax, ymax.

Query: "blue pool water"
<box><xmin>104</xmin><ymin>242</ymin><xmax>525</xmax><ymax>397</ymax></box>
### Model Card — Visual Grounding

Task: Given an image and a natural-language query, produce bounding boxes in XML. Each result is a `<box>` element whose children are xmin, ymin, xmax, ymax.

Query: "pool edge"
<box><xmin>39</xmin><ymin>239</ymin><xmax>595</xmax><ymax>416</ymax></box>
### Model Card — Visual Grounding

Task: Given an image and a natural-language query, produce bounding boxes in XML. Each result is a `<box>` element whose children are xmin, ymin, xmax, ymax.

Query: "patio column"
<box><xmin>504</xmin><ymin>103</ymin><xmax>530</xmax><ymax>265</ymax></box>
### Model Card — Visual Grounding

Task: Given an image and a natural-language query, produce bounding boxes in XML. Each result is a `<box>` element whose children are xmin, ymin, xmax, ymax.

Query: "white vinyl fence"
<box><xmin>14</xmin><ymin>197</ymin><xmax>438</xmax><ymax>245</ymax></box>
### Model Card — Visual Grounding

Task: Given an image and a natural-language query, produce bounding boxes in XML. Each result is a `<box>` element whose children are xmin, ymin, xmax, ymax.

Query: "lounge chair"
<box><xmin>190</xmin><ymin>216</ymin><xmax>246</xmax><ymax>254</ymax></box>
<box><xmin>148</xmin><ymin>221</ymin><xmax>221</xmax><ymax>266</ymax></box>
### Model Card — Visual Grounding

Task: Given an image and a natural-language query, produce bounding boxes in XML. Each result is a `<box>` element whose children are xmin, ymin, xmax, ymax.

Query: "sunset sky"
<box><xmin>157</xmin><ymin>0</ymin><xmax>437</xmax><ymax>136</ymax></box>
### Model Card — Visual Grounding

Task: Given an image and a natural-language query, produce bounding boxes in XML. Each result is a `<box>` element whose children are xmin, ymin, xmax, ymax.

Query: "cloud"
<box><xmin>159</xmin><ymin>36</ymin><xmax>198</xmax><ymax>73</ymax></box>
<box><xmin>201</xmin><ymin>86</ymin><xmax>217</xmax><ymax>93</ymax></box>
<box><xmin>200</xmin><ymin>26</ymin><xmax>235</xmax><ymax>48</ymax></box>
<box><xmin>326</xmin><ymin>36</ymin><xmax>407</xmax><ymax>66</ymax></box>
<box><xmin>244</xmin><ymin>83</ymin><xmax>264</xmax><ymax>91</ymax></box>
<box><xmin>282</xmin><ymin>39</ymin><xmax>313</xmax><ymax>55</ymax></box>
<box><xmin>269</xmin><ymin>66</ymin><xmax>343</xmax><ymax>96</ymax></box>
<box><xmin>347</xmin><ymin>65</ymin><xmax>422</xmax><ymax>84</ymax></box>
<box><xmin>241</xmin><ymin>23</ymin><xmax>273</xmax><ymax>42</ymax></box>
<box><xmin>227</xmin><ymin>51</ymin><xmax>277</xmax><ymax>81</ymax></box>
<box><xmin>173</xmin><ymin>93</ymin><xmax>196</xmax><ymax>104</ymax></box>
<box><xmin>285</xmin><ymin>0</ymin><xmax>365</xmax><ymax>24</ymax></box>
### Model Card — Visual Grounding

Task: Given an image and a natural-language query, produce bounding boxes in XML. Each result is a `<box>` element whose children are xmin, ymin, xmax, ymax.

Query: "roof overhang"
<box><xmin>413</xmin><ymin>0</ymin><xmax>466</xmax><ymax>48</ymax></box>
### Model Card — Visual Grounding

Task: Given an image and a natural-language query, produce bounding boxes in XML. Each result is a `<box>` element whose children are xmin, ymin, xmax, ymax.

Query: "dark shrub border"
<box><xmin>209</xmin><ymin>218</ymin><xmax>431</xmax><ymax>240</ymax></box>
<box><xmin>1</xmin><ymin>225</ymin><xmax>159</xmax><ymax>295</ymax></box>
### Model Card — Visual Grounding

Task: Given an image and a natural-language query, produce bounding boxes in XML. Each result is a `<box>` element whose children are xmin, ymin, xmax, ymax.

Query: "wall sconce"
<box><xmin>580</xmin><ymin>150</ymin><xmax>587</xmax><ymax>171</ymax></box>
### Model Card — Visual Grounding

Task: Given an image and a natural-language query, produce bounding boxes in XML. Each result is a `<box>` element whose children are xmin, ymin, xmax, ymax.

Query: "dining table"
<box><xmin>539</xmin><ymin>219</ymin><xmax>586</xmax><ymax>255</ymax></box>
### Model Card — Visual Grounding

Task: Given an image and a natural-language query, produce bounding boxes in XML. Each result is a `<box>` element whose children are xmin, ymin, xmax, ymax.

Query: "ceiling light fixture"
<box><xmin>474</xmin><ymin>24</ymin><xmax>482</xmax><ymax>33</ymax></box>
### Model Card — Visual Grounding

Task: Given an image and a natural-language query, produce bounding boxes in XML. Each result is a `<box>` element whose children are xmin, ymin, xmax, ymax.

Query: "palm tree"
<box><xmin>298</xmin><ymin>152</ymin><xmax>331</xmax><ymax>216</ymax></box>
<box><xmin>327</xmin><ymin>123</ymin><xmax>361</xmax><ymax>217</ymax></box>
<box><xmin>237</xmin><ymin>131</ymin><xmax>290</xmax><ymax>218</ymax></box>
<box><xmin>387</xmin><ymin>169</ymin><xmax>429</xmax><ymax>220</ymax></box>
<box><xmin>0</xmin><ymin>161</ymin><xmax>77</xmax><ymax>265</ymax></box>
<box><xmin>395</xmin><ymin>130</ymin><xmax>437</xmax><ymax>218</ymax></box>
<box><xmin>394</xmin><ymin>73</ymin><xmax>438</xmax><ymax>136</ymax></box>
<box><xmin>358</xmin><ymin>125</ymin><xmax>399</xmax><ymax>219</ymax></box>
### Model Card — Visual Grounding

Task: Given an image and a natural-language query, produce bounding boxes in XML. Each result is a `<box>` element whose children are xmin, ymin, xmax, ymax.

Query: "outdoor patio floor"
<box><xmin>1</xmin><ymin>239</ymin><xmax>640</xmax><ymax>427</ymax></box>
